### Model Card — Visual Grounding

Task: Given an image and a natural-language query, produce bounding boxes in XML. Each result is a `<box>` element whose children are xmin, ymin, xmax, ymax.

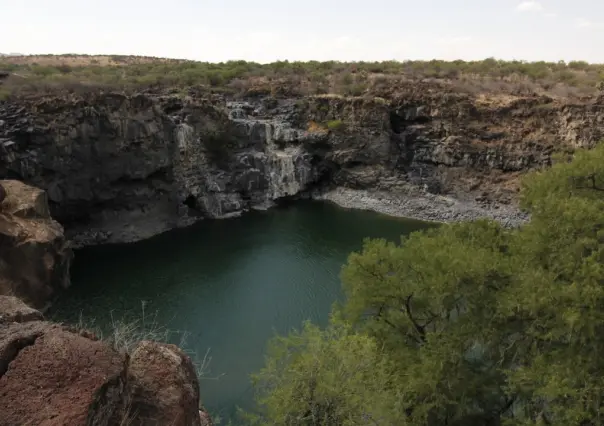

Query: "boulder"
<box><xmin>0</xmin><ymin>295</ymin><xmax>43</xmax><ymax>323</ymax></box>
<box><xmin>0</xmin><ymin>180</ymin><xmax>72</xmax><ymax>309</ymax></box>
<box><xmin>124</xmin><ymin>340</ymin><xmax>203</xmax><ymax>426</ymax></box>
<box><xmin>0</xmin><ymin>300</ymin><xmax>210</xmax><ymax>426</ymax></box>
<box><xmin>0</xmin><ymin>322</ymin><xmax>125</xmax><ymax>426</ymax></box>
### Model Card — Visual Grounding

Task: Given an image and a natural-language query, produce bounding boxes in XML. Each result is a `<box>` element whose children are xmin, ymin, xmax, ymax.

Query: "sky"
<box><xmin>1</xmin><ymin>0</ymin><xmax>603</xmax><ymax>63</ymax></box>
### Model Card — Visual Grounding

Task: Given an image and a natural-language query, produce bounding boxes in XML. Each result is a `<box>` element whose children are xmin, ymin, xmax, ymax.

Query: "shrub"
<box><xmin>326</xmin><ymin>119</ymin><xmax>344</xmax><ymax>131</ymax></box>
<box><xmin>1</xmin><ymin>55</ymin><xmax>604</xmax><ymax>98</ymax></box>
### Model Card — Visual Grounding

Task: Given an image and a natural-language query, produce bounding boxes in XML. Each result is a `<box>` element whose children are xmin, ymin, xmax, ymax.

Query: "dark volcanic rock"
<box><xmin>1</xmin><ymin>89</ymin><xmax>603</xmax><ymax>244</ymax></box>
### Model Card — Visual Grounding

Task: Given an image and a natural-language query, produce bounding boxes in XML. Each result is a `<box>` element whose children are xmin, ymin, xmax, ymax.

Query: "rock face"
<box><xmin>0</xmin><ymin>295</ymin><xmax>43</xmax><ymax>323</ymax></box>
<box><xmin>0</xmin><ymin>296</ymin><xmax>210</xmax><ymax>426</ymax></box>
<box><xmin>0</xmin><ymin>180</ymin><xmax>72</xmax><ymax>309</ymax></box>
<box><xmin>1</xmin><ymin>87</ymin><xmax>603</xmax><ymax>244</ymax></box>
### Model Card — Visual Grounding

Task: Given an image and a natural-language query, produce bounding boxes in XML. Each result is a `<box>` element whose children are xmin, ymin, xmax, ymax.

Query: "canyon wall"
<box><xmin>1</xmin><ymin>86</ymin><xmax>603</xmax><ymax>245</ymax></box>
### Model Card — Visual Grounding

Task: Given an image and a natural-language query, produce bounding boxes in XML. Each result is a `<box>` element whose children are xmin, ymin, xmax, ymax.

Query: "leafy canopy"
<box><xmin>249</xmin><ymin>143</ymin><xmax>604</xmax><ymax>425</ymax></box>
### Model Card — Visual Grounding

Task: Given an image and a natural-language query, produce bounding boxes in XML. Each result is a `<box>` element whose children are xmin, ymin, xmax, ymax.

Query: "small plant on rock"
<box><xmin>326</xmin><ymin>119</ymin><xmax>345</xmax><ymax>131</ymax></box>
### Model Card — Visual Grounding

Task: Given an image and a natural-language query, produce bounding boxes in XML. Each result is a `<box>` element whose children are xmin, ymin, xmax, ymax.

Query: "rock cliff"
<box><xmin>0</xmin><ymin>180</ymin><xmax>72</xmax><ymax>309</ymax></box>
<box><xmin>1</xmin><ymin>85</ymin><xmax>603</xmax><ymax>245</ymax></box>
<box><xmin>0</xmin><ymin>296</ymin><xmax>211</xmax><ymax>426</ymax></box>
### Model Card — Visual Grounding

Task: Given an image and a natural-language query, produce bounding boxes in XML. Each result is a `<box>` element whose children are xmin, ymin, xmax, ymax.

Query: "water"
<box><xmin>51</xmin><ymin>200</ymin><xmax>432</xmax><ymax>419</ymax></box>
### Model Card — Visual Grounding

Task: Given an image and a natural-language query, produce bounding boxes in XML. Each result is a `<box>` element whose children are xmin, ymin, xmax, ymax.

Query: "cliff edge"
<box><xmin>1</xmin><ymin>84</ymin><xmax>603</xmax><ymax>246</ymax></box>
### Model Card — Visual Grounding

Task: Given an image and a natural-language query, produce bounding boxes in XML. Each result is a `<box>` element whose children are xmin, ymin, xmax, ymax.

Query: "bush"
<box><xmin>1</xmin><ymin>55</ymin><xmax>603</xmax><ymax>98</ymax></box>
<box><xmin>326</xmin><ymin>119</ymin><xmax>344</xmax><ymax>131</ymax></box>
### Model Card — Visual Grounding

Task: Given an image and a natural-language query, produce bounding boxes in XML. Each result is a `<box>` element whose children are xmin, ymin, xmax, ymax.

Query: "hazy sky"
<box><xmin>1</xmin><ymin>0</ymin><xmax>603</xmax><ymax>63</ymax></box>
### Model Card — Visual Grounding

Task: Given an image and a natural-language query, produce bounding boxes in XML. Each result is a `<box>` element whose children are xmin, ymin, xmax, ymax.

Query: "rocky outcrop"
<box><xmin>125</xmin><ymin>341</ymin><xmax>203</xmax><ymax>426</ymax></box>
<box><xmin>0</xmin><ymin>95</ymin><xmax>322</xmax><ymax>246</ymax></box>
<box><xmin>1</xmin><ymin>87</ymin><xmax>603</xmax><ymax>244</ymax></box>
<box><xmin>0</xmin><ymin>295</ymin><xmax>43</xmax><ymax>323</ymax></box>
<box><xmin>0</xmin><ymin>180</ymin><xmax>72</xmax><ymax>309</ymax></box>
<box><xmin>0</xmin><ymin>296</ymin><xmax>210</xmax><ymax>426</ymax></box>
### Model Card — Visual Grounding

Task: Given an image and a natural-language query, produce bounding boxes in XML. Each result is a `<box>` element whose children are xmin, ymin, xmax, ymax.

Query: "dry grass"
<box><xmin>307</xmin><ymin>121</ymin><xmax>329</xmax><ymax>133</ymax></box>
<box><xmin>1</xmin><ymin>55</ymin><xmax>603</xmax><ymax>100</ymax></box>
<box><xmin>69</xmin><ymin>301</ymin><xmax>221</xmax><ymax>381</ymax></box>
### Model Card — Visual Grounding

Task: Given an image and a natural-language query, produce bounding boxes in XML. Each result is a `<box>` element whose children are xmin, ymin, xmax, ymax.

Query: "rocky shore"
<box><xmin>315</xmin><ymin>187</ymin><xmax>530</xmax><ymax>228</ymax></box>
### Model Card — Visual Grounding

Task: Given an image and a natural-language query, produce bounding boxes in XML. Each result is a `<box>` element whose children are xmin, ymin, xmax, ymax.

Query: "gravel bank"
<box><xmin>314</xmin><ymin>188</ymin><xmax>529</xmax><ymax>228</ymax></box>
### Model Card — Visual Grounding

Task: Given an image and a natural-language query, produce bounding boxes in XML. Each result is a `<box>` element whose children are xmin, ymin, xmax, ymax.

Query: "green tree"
<box><xmin>251</xmin><ymin>143</ymin><xmax>604</xmax><ymax>426</ymax></box>
<box><xmin>341</xmin><ymin>221</ymin><xmax>516</xmax><ymax>425</ymax></box>
<box><xmin>249</xmin><ymin>320</ymin><xmax>406</xmax><ymax>425</ymax></box>
<box><xmin>499</xmin><ymin>144</ymin><xmax>604</xmax><ymax>424</ymax></box>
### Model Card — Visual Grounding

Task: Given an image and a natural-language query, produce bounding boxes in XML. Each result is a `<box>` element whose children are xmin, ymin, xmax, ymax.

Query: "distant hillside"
<box><xmin>1</xmin><ymin>54</ymin><xmax>603</xmax><ymax>100</ymax></box>
<box><xmin>0</xmin><ymin>54</ymin><xmax>190</xmax><ymax>66</ymax></box>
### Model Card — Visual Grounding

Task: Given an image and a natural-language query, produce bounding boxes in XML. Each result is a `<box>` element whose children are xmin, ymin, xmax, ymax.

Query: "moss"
<box><xmin>326</xmin><ymin>119</ymin><xmax>345</xmax><ymax>131</ymax></box>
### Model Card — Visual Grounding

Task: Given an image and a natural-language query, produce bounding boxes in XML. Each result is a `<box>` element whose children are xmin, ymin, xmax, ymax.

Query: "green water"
<box><xmin>51</xmin><ymin>200</ymin><xmax>431</xmax><ymax>419</ymax></box>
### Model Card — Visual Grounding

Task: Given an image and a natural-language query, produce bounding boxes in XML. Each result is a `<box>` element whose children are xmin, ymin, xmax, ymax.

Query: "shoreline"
<box><xmin>67</xmin><ymin>187</ymin><xmax>529</xmax><ymax>247</ymax></box>
<box><xmin>312</xmin><ymin>188</ymin><xmax>529</xmax><ymax>228</ymax></box>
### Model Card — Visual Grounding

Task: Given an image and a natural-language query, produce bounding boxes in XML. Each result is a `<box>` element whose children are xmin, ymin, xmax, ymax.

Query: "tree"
<box><xmin>249</xmin><ymin>320</ymin><xmax>406</xmax><ymax>425</ymax></box>
<box><xmin>500</xmin><ymin>144</ymin><xmax>604</xmax><ymax>424</ymax></box>
<box><xmin>341</xmin><ymin>221</ymin><xmax>516</xmax><ymax>425</ymax></box>
<box><xmin>251</xmin><ymin>143</ymin><xmax>604</xmax><ymax>426</ymax></box>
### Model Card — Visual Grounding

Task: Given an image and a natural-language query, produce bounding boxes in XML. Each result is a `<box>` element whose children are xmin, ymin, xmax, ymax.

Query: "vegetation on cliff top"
<box><xmin>247</xmin><ymin>143</ymin><xmax>604</xmax><ymax>425</ymax></box>
<box><xmin>1</xmin><ymin>54</ymin><xmax>604</xmax><ymax>100</ymax></box>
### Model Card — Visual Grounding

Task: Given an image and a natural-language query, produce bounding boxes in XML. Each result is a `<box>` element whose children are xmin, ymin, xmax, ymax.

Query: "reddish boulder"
<box><xmin>125</xmin><ymin>341</ymin><xmax>203</xmax><ymax>426</ymax></box>
<box><xmin>0</xmin><ymin>323</ymin><xmax>125</xmax><ymax>426</ymax></box>
<box><xmin>0</xmin><ymin>315</ymin><xmax>210</xmax><ymax>426</ymax></box>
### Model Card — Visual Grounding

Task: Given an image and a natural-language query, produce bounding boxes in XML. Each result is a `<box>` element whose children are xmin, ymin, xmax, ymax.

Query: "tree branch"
<box><xmin>405</xmin><ymin>294</ymin><xmax>426</xmax><ymax>343</ymax></box>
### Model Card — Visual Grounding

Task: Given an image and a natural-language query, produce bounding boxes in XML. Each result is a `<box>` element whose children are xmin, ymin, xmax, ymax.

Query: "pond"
<box><xmin>51</xmin><ymin>200</ymin><xmax>432</xmax><ymax>420</ymax></box>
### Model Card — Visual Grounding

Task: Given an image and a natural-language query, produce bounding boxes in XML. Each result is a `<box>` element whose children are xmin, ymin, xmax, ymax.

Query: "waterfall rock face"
<box><xmin>170</xmin><ymin>102</ymin><xmax>319</xmax><ymax>222</ymax></box>
<box><xmin>1</xmin><ymin>90</ymin><xmax>602</xmax><ymax>245</ymax></box>
<box><xmin>0</xmin><ymin>95</ymin><xmax>324</xmax><ymax>245</ymax></box>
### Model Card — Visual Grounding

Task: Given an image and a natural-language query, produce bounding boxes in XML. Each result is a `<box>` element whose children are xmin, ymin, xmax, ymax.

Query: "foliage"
<box><xmin>1</xmin><ymin>56</ymin><xmax>604</xmax><ymax>98</ymax></box>
<box><xmin>250</xmin><ymin>143</ymin><xmax>604</xmax><ymax>425</ymax></box>
<box><xmin>248</xmin><ymin>321</ymin><xmax>405</xmax><ymax>425</ymax></box>
<box><xmin>325</xmin><ymin>120</ymin><xmax>345</xmax><ymax>131</ymax></box>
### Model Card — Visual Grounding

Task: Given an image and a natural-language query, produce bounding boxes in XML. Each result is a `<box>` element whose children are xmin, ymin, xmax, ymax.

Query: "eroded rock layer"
<box><xmin>1</xmin><ymin>87</ymin><xmax>603</xmax><ymax>244</ymax></box>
